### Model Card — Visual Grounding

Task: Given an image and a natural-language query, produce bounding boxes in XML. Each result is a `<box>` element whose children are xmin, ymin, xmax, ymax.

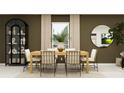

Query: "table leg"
<box><xmin>29</xmin><ymin>55</ymin><xmax>33</xmax><ymax>73</ymax></box>
<box><xmin>86</xmin><ymin>54</ymin><xmax>89</xmax><ymax>73</ymax></box>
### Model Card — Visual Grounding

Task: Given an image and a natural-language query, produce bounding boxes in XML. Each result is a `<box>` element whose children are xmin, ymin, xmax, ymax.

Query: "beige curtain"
<box><xmin>70</xmin><ymin>15</ymin><xmax>80</xmax><ymax>50</ymax></box>
<box><xmin>41</xmin><ymin>15</ymin><xmax>51</xmax><ymax>50</ymax></box>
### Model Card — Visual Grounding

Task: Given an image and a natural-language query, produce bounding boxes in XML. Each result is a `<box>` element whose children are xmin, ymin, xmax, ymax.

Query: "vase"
<box><xmin>57</xmin><ymin>42</ymin><xmax>64</xmax><ymax>52</ymax></box>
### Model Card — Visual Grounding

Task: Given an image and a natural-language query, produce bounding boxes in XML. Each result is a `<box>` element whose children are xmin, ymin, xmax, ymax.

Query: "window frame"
<box><xmin>51</xmin><ymin>22</ymin><xmax>70</xmax><ymax>48</ymax></box>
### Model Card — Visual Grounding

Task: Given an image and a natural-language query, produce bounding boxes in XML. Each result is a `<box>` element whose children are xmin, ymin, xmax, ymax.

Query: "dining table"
<box><xmin>30</xmin><ymin>51</ymin><xmax>41</xmax><ymax>73</ymax></box>
<box><xmin>80</xmin><ymin>51</ymin><xmax>89</xmax><ymax>73</ymax></box>
<box><xmin>29</xmin><ymin>50</ymin><xmax>89</xmax><ymax>73</ymax></box>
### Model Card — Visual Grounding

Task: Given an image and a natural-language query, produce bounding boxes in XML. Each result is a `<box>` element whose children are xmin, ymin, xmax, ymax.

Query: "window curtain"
<box><xmin>70</xmin><ymin>15</ymin><xmax>80</xmax><ymax>50</ymax></box>
<box><xmin>41</xmin><ymin>15</ymin><xmax>51</xmax><ymax>50</ymax></box>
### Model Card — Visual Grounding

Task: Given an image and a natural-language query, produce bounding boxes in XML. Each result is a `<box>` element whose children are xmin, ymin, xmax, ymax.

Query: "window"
<box><xmin>52</xmin><ymin>22</ymin><xmax>69</xmax><ymax>48</ymax></box>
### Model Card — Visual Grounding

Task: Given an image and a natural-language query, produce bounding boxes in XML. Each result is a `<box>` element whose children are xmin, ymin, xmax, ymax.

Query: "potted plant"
<box><xmin>53</xmin><ymin>26</ymin><xmax>68</xmax><ymax>52</ymax></box>
<box><xmin>109</xmin><ymin>22</ymin><xmax>124</xmax><ymax>45</ymax></box>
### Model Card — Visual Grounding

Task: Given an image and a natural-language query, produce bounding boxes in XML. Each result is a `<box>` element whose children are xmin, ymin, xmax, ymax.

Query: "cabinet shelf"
<box><xmin>7</xmin><ymin>53</ymin><xmax>25</xmax><ymax>55</ymax></box>
<box><xmin>5</xmin><ymin>19</ymin><xmax>28</xmax><ymax>66</ymax></box>
<box><xmin>7</xmin><ymin>44</ymin><xmax>26</xmax><ymax>46</ymax></box>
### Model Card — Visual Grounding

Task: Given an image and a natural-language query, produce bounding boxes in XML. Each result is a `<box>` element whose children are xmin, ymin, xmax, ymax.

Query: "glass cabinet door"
<box><xmin>20</xmin><ymin>28</ymin><xmax>26</xmax><ymax>64</ymax></box>
<box><xmin>5</xmin><ymin>19</ymin><xmax>28</xmax><ymax>65</ymax></box>
<box><xmin>11</xmin><ymin>26</ymin><xmax>20</xmax><ymax>64</ymax></box>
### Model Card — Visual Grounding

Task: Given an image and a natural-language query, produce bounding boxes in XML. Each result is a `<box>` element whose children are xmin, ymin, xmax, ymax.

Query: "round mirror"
<box><xmin>91</xmin><ymin>25</ymin><xmax>113</xmax><ymax>48</ymax></box>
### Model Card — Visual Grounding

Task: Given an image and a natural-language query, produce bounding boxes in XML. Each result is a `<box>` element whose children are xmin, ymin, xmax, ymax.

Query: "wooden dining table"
<box><xmin>30</xmin><ymin>51</ymin><xmax>41</xmax><ymax>73</ymax></box>
<box><xmin>80</xmin><ymin>51</ymin><xmax>89</xmax><ymax>73</ymax></box>
<box><xmin>30</xmin><ymin>50</ymin><xmax>89</xmax><ymax>73</ymax></box>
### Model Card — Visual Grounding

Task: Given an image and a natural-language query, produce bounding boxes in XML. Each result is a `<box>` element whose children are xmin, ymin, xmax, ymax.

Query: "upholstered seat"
<box><xmin>24</xmin><ymin>49</ymin><xmax>41</xmax><ymax>72</ymax></box>
<box><xmin>40</xmin><ymin>50</ymin><xmax>56</xmax><ymax>76</ymax></box>
<box><xmin>66</xmin><ymin>50</ymin><xmax>82</xmax><ymax>76</ymax></box>
<box><xmin>81</xmin><ymin>49</ymin><xmax>98</xmax><ymax>71</ymax></box>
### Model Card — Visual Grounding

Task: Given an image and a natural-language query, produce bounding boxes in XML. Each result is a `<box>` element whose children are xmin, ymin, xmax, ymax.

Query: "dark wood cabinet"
<box><xmin>5</xmin><ymin>19</ymin><xmax>28</xmax><ymax>65</ymax></box>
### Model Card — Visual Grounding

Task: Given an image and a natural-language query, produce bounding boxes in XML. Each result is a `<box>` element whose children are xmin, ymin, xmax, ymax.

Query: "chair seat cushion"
<box><xmin>41</xmin><ymin>62</ymin><xmax>55</xmax><ymax>64</ymax></box>
<box><xmin>81</xmin><ymin>57</ymin><xmax>94</xmax><ymax>62</ymax></box>
<box><xmin>32</xmin><ymin>57</ymin><xmax>41</xmax><ymax>61</ymax></box>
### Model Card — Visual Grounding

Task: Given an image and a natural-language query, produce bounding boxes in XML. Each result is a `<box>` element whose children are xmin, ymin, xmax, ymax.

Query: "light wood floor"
<box><xmin>0</xmin><ymin>63</ymin><xmax>124</xmax><ymax>78</ymax></box>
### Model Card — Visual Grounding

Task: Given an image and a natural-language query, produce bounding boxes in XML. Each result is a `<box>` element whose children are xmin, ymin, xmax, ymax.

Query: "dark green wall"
<box><xmin>1</xmin><ymin>15</ymin><xmax>124</xmax><ymax>63</ymax></box>
<box><xmin>52</xmin><ymin>15</ymin><xmax>124</xmax><ymax>63</ymax></box>
<box><xmin>52</xmin><ymin>15</ymin><xmax>69</xmax><ymax>22</ymax></box>
<box><xmin>80</xmin><ymin>15</ymin><xmax>124</xmax><ymax>63</ymax></box>
<box><xmin>0</xmin><ymin>15</ymin><xmax>41</xmax><ymax>63</ymax></box>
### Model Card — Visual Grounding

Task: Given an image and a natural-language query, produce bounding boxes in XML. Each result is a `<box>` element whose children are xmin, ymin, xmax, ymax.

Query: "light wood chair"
<box><xmin>81</xmin><ymin>49</ymin><xmax>98</xmax><ymax>71</ymax></box>
<box><xmin>40</xmin><ymin>50</ymin><xmax>56</xmax><ymax>76</ymax></box>
<box><xmin>66</xmin><ymin>50</ymin><xmax>82</xmax><ymax>76</ymax></box>
<box><xmin>65</xmin><ymin>48</ymin><xmax>76</xmax><ymax>51</ymax></box>
<box><xmin>24</xmin><ymin>49</ymin><xmax>41</xmax><ymax>72</ymax></box>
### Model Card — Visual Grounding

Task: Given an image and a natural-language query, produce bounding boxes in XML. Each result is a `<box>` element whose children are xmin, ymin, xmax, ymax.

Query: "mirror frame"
<box><xmin>91</xmin><ymin>25</ymin><xmax>113</xmax><ymax>48</ymax></box>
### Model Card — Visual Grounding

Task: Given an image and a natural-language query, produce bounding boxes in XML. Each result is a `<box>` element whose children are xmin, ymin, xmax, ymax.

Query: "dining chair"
<box><xmin>65</xmin><ymin>48</ymin><xmax>76</xmax><ymax>51</ymax></box>
<box><xmin>66</xmin><ymin>50</ymin><xmax>82</xmax><ymax>76</ymax></box>
<box><xmin>40</xmin><ymin>50</ymin><xmax>56</xmax><ymax>76</ymax></box>
<box><xmin>23</xmin><ymin>49</ymin><xmax>41</xmax><ymax>72</ymax></box>
<box><xmin>47</xmin><ymin>48</ymin><xmax>57</xmax><ymax>51</ymax></box>
<box><xmin>81</xmin><ymin>49</ymin><xmax>98</xmax><ymax>71</ymax></box>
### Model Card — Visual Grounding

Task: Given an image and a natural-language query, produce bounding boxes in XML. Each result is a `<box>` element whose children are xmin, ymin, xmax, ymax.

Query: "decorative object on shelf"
<box><xmin>21</xmin><ymin>30</ymin><xmax>25</xmax><ymax>35</ymax></box>
<box><xmin>12</xmin><ymin>58</ymin><xmax>16</xmax><ymax>63</ymax></box>
<box><xmin>21</xmin><ymin>46</ymin><xmax>25</xmax><ymax>54</ymax></box>
<box><xmin>12</xmin><ymin>38</ymin><xmax>17</xmax><ymax>44</ymax></box>
<box><xmin>12</xmin><ymin>48</ymin><xmax>17</xmax><ymax>54</ymax></box>
<box><xmin>21</xmin><ymin>37</ymin><xmax>25</xmax><ymax>45</ymax></box>
<box><xmin>109</xmin><ymin>22</ymin><xmax>124</xmax><ymax>46</ymax></box>
<box><xmin>5</xmin><ymin>18</ymin><xmax>28</xmax><ymax>65</ymax></box>
<box><xmin>8</xmin><ymin>49</ymin><xmax>11</xmax><ymax>54</ymax></box>
<box><xmin>91</xmin><ymin>25</ymin><xmax>113</xmax><ymax>48</ymax></box>
<box><xmin>13</xmin><ymin>29</ymin><xmax>16</xmax><ymax>35</ymax></box>
<box><xmin>8</xmin><ymin>30</ymin><xmax>11</xmax><ymax>35</ymax></box>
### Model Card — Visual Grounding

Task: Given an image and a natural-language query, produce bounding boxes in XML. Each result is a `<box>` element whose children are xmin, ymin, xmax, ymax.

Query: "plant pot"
<box><xmin>57</xmin><ymin>48</ymin><xmax>64</xmax><ymax>52</ymax></box>
<box><xmin>57</xmin><ymin>42</ymin><xmax>64</xmax><ymax>52</ymax></box>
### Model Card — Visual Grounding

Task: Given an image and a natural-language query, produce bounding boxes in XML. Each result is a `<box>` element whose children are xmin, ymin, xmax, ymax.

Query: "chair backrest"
<box><xmin>41</xmin><ymin>50</ymin><xmax>55</xmax><ymax>64</ymax></box>
<box><xmin>66</xmin><ymin>50</ymin><xmax>80</xmax><ymax>64</ymax></box>
<box><xmin>47</xmin><ymin>48</ymin><xmax>57</xmax><ymax>51</ymax></box>
<box><xmin>90</xmin><ymin>49</ymin><xmax>97</xmax><ymax>61</ymax></box>
<box><xmin>65</xmin><ymin>48</ymin><xmax>76</xmax><ymax>51</ymax></box>
<box><xmin>25</xmin><ymin>49</ymin><xmax>31</xmax><ymax>62</ymax></box>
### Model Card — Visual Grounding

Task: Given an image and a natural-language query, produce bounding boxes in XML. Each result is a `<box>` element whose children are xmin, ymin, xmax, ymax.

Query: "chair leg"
<box><xmin>94</xmin><ymin>61</ymin><xmax>98</xmax><ymax>72</ymax></box>
<box><xmin>96</xmin><ymin>62</ymin><xmax>98</xmax><ymax>72</ymax></box>
<box><xmin>23</xmin><ymin>63</ymin><xmax>28</xmax><ymax>72</ymax></box>
<box><xmin>23</xmin><ymin>66</ymin><xmax>26</xmax><ymax>72</ymax></box>
<box><xmin>55</xmin><ymin>63</ymin><xmax>57</xmax><ymax>76</ymax></box>
<box><xmin>80</xmin><ymin>64</ymin><xmax>82</xmax><ymax>77</ymax></box>
<box><xmin>38</xmin><ymin>62</ymin><xmax>40</xmax><ymax>70</ymax></box>
<box><xmin>23</xmin><ymin>65</ymin><xmax>28</xmax><ymax>72</ymax></box>
<box><xmin>65</xmin><ymin>63</ymin><xmax>67</xmax><ymax>76</ymax></box>
<box><xmin>94</xmin><ymin>62</ymin><xmax>95</xmax><ymax>70</ymax></box>
<box><xmin>54</xmin><ymin>63</ymin><xmax>56</xmax><ymax>77</ymax></box>
<box><xmin>82</xmin><ymin>62</ymin><xmax>84</xmax><ymax>71</ymax></box>
<box><xmin>40</xmin><ymin>62</ymin><xmax>42</xmax><ymax>77</ymax></box>
<box><xmin>40</xmin><ymin>63</ymin><xmax>41</xmax><ymax>77</ymax></box>
<box><xmin>35</xmin><ymin>62</ymin><xmax>37</xmax><ymax>68</ymax></box>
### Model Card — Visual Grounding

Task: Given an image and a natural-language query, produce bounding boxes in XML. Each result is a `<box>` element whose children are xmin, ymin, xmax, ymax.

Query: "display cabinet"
<box><xmin>5</xmin><ymin>19</ymin><xmax>28</xmax><ymax>65</ymax></box>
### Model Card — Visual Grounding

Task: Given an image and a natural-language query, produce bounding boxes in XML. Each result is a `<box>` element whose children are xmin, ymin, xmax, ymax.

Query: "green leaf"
<box><xmin>52</xmin><ymin>26</ymin><xmax>68</xmax><ymax>42</ymax></box>
<box><xmin>109</xmin><ymin>22</ymin><xmax>124</xmax><ymax>46</ymax></box>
